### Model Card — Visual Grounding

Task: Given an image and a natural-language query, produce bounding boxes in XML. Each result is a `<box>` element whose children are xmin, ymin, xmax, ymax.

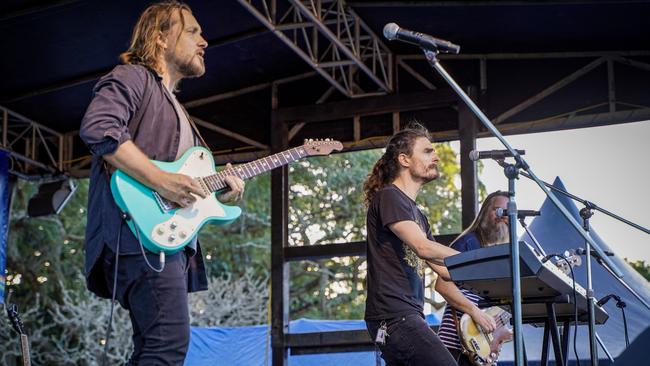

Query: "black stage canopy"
<box><xmin>1</xmin><ymin>0</ymin><xmax>649</xmax><ymax>177</ymax></box>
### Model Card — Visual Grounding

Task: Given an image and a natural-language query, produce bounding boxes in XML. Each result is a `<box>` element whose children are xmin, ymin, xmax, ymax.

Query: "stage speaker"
<box><xmin>614</xmin><ymin>326</ymin><xmax>650</xmax><ymax>365</ymax></box>
<box><xmin>27</xmin><ymin>179</ymin><xmax>77</xmax><ymax>217</ymax></box>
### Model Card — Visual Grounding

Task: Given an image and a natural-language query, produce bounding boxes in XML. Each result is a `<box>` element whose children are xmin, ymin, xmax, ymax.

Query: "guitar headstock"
<box><xmin>6</xmin><ymin>304</ymin><xmax>26</xmax><ymax>336</ymax></box>
<box><xmin>302</xmin><ymin>139</ymin><xmax>343</xmax><ymax>156</ymax></box>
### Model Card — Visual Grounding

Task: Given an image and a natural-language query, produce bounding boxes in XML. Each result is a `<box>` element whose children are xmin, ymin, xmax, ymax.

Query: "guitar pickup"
<box><xmin>153</xmin><ymin>191</ymin><xmax>177</xmax><ymax>213</ymax></box>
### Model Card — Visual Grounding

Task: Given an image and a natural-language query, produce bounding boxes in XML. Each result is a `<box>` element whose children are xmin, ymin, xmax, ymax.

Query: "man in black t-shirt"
<box><xmin>363</xmin><ymin>124</ymin><xmax>495</xmax><ymax>365</ymax></box>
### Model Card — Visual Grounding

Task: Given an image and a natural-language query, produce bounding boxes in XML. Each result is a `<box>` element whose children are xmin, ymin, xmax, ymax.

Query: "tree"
<box><xmin>627</xmin><ymin>259</ymin><xmax>650</xmax><ymax>281</ymax></box>
<box><xmin>1</xmin><ymin>142</ymin><xmax>468</xmax><ymax>364</ymax></box>
<box><xmin>285</xmin><ymin>143</ymin><xmax>466</xmax><ymax>319</ymax></box>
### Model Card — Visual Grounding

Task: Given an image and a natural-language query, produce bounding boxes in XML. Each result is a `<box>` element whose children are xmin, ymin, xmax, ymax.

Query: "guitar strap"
<box><xmin>451</xmin><ymin>308</ymin><xmax>473</xmax><ymax>359</ymax></box>
<box><xmin>178</xmin><ymin>102</ymin><xmax>209</xmax><ymax>149</ymax></box>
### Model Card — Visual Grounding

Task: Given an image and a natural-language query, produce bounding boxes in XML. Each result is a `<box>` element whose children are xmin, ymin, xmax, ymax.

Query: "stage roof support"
<box><xmin>238</xmin><ymin>0</ymin><xmax>393</xmax><ymax>98</ymax></box>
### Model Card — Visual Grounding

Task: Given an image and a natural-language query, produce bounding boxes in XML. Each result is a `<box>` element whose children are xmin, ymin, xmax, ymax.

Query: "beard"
<box><xmin>175</xmin><ymin>54</ymin><xmax>205</xmax><ymax>78</ymax></box>
<box><xmin>480</xmin><ymin>220</ymin><xmax>509</xmax><ymax>246</ymax></box>
<box><xmin>411</xmin><ymin>164</ymin><xmax>439</xmax><ymax>184</ymax></box>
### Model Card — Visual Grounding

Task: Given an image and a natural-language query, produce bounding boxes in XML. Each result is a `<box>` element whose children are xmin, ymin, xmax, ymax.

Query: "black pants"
<box><xmin>102</xmin><ymin>247</ymin><xmax>190</xmax><ymax>365</ymax></box>
<box><xmin>366</xmin><ymin>313</ymin><xmax>458</xmax><ymax>366</ymax></box>
<box><xmin>447</xmin><ymin>348</ymin><xmax>474</xmax><ymax>366</ymax></box>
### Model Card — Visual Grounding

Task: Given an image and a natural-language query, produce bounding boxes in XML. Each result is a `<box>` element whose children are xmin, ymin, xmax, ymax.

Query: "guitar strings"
<box><xmin>201</xmin><ymin>147</ymin><xmax>306</xmax><ymax>192</ymax></box>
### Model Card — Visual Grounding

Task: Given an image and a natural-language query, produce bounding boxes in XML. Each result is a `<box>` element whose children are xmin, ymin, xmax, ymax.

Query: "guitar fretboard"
<box><xmin>202</xmin><ymin>146</ymin><xmax>308</xmax><ymax>192</ymax></box>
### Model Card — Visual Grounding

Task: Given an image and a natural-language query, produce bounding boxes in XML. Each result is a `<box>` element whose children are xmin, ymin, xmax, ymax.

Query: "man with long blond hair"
<box><xmin>80</xmin><ymin>2</ymin><xmax>244</xmax><ymax>364</ymax></box>
<box><xmin>363</xmin><ymin>123</ymin><xmax>496</xmax><ymax>365</ymax></box>
<box><xmin>436</xmin><ymin>191</ymin><xmax>511</xmax><ymax>365</ymax></box>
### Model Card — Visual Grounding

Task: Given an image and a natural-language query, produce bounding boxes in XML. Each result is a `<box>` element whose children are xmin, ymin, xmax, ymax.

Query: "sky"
<box><xmin>449</xmin><ymin>120</ymin><xmax>650</xmax><ymax>264</ymax></box>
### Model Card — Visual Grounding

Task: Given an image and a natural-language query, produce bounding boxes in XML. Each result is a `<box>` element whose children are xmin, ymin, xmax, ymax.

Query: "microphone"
<box><xmin>597</xmin><ymin>294</ymin><xmax>621</xmax><ymax>307</ymax></box>
<box><xmin>495</xmin><ymin>208</ymin><xmax>540</xmax><ymax>219</ymax></box>
<box><xmin>469</xmin><ymin>149</ymin><xmax>525</xmax><ymax>161</ymax></box>
<box><xmin>383</xmin><ymin>23</ymin><xmax>460</xmax><ymax>54</ymax></box>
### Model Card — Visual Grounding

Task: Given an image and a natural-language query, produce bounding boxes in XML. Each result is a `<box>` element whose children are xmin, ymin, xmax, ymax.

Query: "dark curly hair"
<box><xmin>363</xmin><ymin>123</ymin><xmax>431</xmax><ymax>206</ymax></box>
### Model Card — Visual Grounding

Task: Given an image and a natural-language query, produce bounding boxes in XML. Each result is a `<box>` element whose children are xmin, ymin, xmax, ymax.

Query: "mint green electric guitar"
<box><xmin>110</xmin><ymin>140</ymin><xmax>342</xmax><ymax>254</ymax></box>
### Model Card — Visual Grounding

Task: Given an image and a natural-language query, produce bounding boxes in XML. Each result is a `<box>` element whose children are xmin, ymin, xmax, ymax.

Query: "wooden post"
<box><xmin>459</xmin><ymin>86</ymin><xmax>479</xmax><ymax>228</ymax></box>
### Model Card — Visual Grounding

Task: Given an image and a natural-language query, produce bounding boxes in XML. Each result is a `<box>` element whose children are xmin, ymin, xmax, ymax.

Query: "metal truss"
<box><xmin>399</xmin><ymin>51</ymin><xmax>650</xmax><ymax>124</ymax></box>
<box><xmin>0</xmin><ymin>105</ymin><xmax>71</xmax><ymax>178</ymax></box>
<box><xmin>238</xmin><ymin>0</ymin><xmax>393</xmax><ymax>98</ymax></box>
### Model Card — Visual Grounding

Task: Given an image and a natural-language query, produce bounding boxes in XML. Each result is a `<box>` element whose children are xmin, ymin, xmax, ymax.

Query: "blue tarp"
<box><xmin>184</xmin><ymin>177</ymin><xmax>649</xmax><ymax>365</ymax></box>
<box><xmin>185</xmin><ymin>315</ymin><xmax>440</xmax><ymax>366</ymax></box>
<box><xmin>0</xmin><ymin>151</ymin><xmax>10</xmax><ymax>304</ymax></box>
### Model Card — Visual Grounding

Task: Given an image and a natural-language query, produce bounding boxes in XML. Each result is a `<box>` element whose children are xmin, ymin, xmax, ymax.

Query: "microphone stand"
<box><xmin>503</xmin><ymin>160</ymin><xmax>526</xmax><ymax>366</ymax></box>
<box><xmin>580</xmin><ymin>206</ymin><xmax>600</xmax><ymax>365</ymax></box>
<box><xmin>421</xmin><ymin>47</ymin><xmax>624</xmax><ymax>366</ymax></box>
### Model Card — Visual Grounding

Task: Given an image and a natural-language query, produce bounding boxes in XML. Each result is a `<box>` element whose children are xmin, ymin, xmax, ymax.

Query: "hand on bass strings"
<box><xmin>469</xmin><ymin>306</ymin><xmax>497</xmax><ymax>333</ymax></box>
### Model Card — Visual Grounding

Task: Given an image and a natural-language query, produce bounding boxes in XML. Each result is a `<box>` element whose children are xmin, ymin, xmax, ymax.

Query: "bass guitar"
<box><xmin>111</xmin><ymin>140</ymin><xmax>343</xmax><ymax>254</ymax></box>
<box><xmin>459</xmin><ymin>306</ymin><xmax>511</xmax><ymax>366</ymax></box>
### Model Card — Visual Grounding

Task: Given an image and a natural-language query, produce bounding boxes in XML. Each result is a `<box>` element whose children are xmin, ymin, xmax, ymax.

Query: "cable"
<box><xmin>618</xmin><ymin>299</ymin><xmax>629</xmax><ymax>347</ymax></box>
<box><xmin>598</xmin><ymin>294</ymin><xmax>629</xmax><ymax>348</ymax></box>
<box><xmin>132</xmin><ymin>216</ymin><xmax>165</xmax><ymax>273</ymax></box>
<box><xmin>101</xmin><ymin>214</ymin><xmax>123</xmax><ymax>366</ymax></box>
<box><xmin>101</xmin><ymin>212</ymin><xmax>165</xmax><ymax>365</ymax></box>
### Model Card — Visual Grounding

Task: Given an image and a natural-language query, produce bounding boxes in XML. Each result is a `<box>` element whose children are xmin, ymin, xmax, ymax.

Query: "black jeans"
<box><xmin>366</xmin><ymin>313</ymin><xmax>458</xmax><ymax>366</ymax></box>
<box><xmin>447</xmin><ymin>348</ymin><xmax>474</xmax><ymax>366</ymax></box>
<box><xmin>102</xmin><ymin>247</ymin><xmax>190</xmax><ymax>365</ymax></box>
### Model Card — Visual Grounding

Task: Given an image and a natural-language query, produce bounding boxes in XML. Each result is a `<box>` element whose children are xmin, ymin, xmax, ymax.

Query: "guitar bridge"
<box><xmin>152</xmin><ymin>191</ymin><xmax>177</xmax><ymax>212</ymax></box>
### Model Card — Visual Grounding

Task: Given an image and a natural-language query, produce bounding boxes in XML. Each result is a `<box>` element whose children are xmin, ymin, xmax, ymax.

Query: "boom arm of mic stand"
<box><xmin>500</xmin><ymin>161</ymin><xmax>650</xmax><ymax>236</ymax></box>
<box><xmin>422</xmin><ymin>48</ymin><xmax>624</xmax><ymax>279</ymax></box>
<box><xmin>494</xmin><ymin>160</ymin><xmax>650</xmax><ymax>311</ymax></box>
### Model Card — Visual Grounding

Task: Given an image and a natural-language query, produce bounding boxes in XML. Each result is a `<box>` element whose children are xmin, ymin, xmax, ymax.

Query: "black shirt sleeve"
<box><xmin>378</xmin><ymin>187</ymin><xmax>416</xmax><ymax>229</ymax></box>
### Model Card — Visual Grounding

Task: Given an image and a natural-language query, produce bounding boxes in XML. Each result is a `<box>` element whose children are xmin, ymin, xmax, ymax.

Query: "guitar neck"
<box><xmin>201</xmin><ymin>146</ymin><xmax>307</xmax><ymax>193</ymax></box>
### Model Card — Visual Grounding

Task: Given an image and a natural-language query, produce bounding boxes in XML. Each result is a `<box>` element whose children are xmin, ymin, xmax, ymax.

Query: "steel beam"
<box><xmin>273</xmin><ymin>89</ymin><xmax>456</xmax><ymax>124</ymax></box>
<box><xmin>608</xmin><ymin>59</ymin><xmax>616</xmax><ymax>113</ymax></box>
<box><xmin>399</xmin><ymin>50</ymin><xmax>650</xmax><ymax>61</ymax></box>
<box><xmin>238</xmin><ymin>0</ymin><xmax>393</xmax><ymax>98</ymax></box>
<box><xmin>494</xmin><ymin>57</ymin><xmax>607</xmax><ymax>124</ymax></box>
<box><xmin>0</xmin><ymin>105</ymin><xmax>63</xmax><ymax>174</ymax></box>
<box><xmin>191</xmin><ymin>116</ymin><xmax>269</xmax><ymax>149</ymax></box>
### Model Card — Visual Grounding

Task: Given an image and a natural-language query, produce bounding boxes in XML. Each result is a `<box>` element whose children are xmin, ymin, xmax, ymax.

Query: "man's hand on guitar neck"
<box><xmin>216</xmin><ymin>163</ymin><xmax>245</xmax><ymax>203</ymax></box>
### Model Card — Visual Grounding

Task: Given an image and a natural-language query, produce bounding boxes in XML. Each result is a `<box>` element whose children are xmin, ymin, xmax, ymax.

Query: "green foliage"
<box><xmin>3</xmin><ymin>141</ymin><xmax>468</xmax><ymax>358</ymax></box>
<box><xmin>627</xmin><ymin>259</ymin><xmax>650</xmax><ymax>281</ymax></box>
<box><xmin>5</xmin><ymin>179</ymin><xmax>88</xmax><ymax>307</ymax></box>
<box><xmin>286</xmin><ymin>144</ymin><xmax>464</xmax><ymax>319</ymax></box>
